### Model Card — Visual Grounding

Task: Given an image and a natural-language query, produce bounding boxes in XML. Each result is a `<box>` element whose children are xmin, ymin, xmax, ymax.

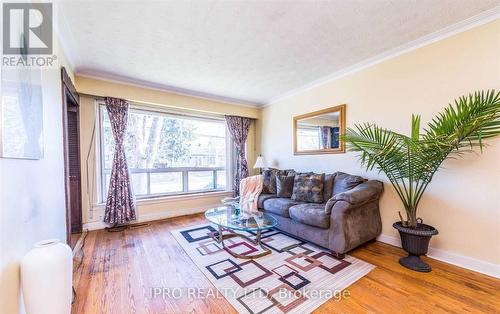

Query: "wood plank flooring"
<box><xmin>72</xmin><ymin>214</ymin><xmax>500</xmax><ymax>314</ymax></box>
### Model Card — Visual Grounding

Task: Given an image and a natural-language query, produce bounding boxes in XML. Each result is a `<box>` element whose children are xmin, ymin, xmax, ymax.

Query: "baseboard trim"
<box><xmin>377</xmin><ymin>234</ymin><xmax>500</xmax><ymax>279</ymax></box>
<box><xmin>83</xmin><ymin>204</ymin><xmax>219</xmax><ymax>231</ymax></box>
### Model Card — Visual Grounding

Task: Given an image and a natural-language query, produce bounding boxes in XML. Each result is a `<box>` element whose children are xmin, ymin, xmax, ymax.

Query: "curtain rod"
<box><xmin>77</xmin><ymin>92</ymin><xmax>257</xmax><ymax>120</ymax></box>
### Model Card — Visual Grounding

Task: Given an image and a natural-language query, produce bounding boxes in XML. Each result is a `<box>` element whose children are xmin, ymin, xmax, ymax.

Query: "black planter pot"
<box><xmin>393</xmin><ymin>221</ymin><xmax>438</xmax><ymax>272</ymax></box>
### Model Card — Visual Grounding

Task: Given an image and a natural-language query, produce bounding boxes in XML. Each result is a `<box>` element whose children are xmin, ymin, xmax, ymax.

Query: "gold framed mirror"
<box><xmin>293</xmin><ymin>104</ymin><xmax>346</xmax><ymax>155</ymax></box>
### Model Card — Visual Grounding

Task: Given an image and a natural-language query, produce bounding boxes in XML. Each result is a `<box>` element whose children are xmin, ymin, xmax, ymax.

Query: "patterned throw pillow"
<box><xmin>262</xmin><ymin>169</ymin><xmax>276</xmax><ymax>194</ymax></box>
<box><xmin>291</xmin><ymin>173</ymin><xmax>325</xmax><ymax>203</ymax></box>
<box><xmin>276</xmin><ymin>175</ymin><xmax>294</xmax><ymax>198</ymax></box>
<box><xmin>262</xmin><ymin>168</ymin><xmax>290</xmax><ymax>194</ymax></box>
<box><xmin>284</xmin><ymin>169</ymin><xmax>296</xmax><ymax>177</ymax></box>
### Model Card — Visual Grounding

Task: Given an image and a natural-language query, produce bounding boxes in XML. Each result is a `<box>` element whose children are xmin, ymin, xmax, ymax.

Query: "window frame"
<box><xmin>96</xmin><ymin>101</ymin><xmax>233</xmax><ymax>202</ymax></box>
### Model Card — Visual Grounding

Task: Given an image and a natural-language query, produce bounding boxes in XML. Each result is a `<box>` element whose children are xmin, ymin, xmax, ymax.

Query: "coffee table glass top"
<box><xmin>205</xmin><ymin>206</ymin><xmax>277</xmax><ymax>232</ymax></box>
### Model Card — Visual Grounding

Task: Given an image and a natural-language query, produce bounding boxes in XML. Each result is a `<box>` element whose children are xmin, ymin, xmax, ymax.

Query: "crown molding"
<box><xmin>265</xmin><ymin>6</ymin><xmax>500</xmax><ymax>106</ymax></box>
<box><xmin>75</xmin><ymin>70</ymin><xmax>264</xmax><ymax>108</ymax></box>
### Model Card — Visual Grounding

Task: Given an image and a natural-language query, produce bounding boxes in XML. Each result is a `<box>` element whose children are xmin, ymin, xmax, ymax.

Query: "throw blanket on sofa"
<box><xmin>240</xmin><ymin>175</ymin><xmax>263</xmax><ymax>214</ymax></box>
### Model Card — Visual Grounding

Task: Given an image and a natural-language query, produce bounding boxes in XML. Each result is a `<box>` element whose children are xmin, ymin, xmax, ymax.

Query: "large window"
<box><xmin>99</xmin><ymin>104</ymin><xmax>230</xmax><ymax>200</ymax></box>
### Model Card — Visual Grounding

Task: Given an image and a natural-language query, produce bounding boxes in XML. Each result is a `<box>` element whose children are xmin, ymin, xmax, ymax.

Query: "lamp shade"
<box><xmin>253</xmin><ymin>155</ymin><xmax>266</xmax><ymax>169</ymax></box>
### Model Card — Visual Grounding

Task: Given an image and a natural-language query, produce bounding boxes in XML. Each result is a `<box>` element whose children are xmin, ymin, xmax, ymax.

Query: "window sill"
<box><xmin>93</xmin><ymin>190</ymin><xmax>233</xmax><ymax>209</ymax></box>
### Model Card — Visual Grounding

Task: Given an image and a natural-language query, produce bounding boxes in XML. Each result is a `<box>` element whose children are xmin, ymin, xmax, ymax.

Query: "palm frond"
<box><xmin>424</xmin><ymin>90</ymin><xmax>500</xmax><ymax>154</ymax></box>
<box><xmin>342</xmin><ymin>90</ymin><xmax>500</xmax><ymax>227</ymax></box>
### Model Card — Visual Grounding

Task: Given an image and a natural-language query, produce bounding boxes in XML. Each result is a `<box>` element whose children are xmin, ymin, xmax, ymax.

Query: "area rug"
<box><xmin>172</xmin><ymin>224</ymin><xmax>374</xmax><ymax>314</ymax></box>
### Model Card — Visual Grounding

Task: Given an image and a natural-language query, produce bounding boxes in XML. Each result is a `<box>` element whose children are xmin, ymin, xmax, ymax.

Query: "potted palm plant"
<box><xmin>342</xmin><ymin>90</ymin><xmax>500</xmax><ymax>272</ymax></box>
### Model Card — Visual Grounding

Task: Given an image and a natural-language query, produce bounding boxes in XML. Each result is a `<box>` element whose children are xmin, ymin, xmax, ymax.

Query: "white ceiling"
<box><xmin>57</xmin><ymin>0</ymin><xmax>500</xmax><ymax>106</ymax></box>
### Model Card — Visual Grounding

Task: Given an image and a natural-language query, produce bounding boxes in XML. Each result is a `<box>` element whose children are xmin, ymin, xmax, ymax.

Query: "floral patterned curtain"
<box><xmin>225</xmin><ymin>115</ymin><xmax>252</xmax><ymax>195</ymax></box>
<box><xmin>319</xmin><ymin>126</ymin><xmax>331</xmax><ymax>149</ymax></box>
<box><xmin>103</xmin><ymin>97</ymin><xmax>137</xmax><ymax>226</ymax></box>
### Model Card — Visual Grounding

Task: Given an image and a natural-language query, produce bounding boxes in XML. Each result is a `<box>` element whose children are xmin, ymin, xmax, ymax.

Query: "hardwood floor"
<box><xmin>70</xmin><ymin>232</ymin><xmax>82</xmax><ymax>249</ymax></box>
<box><xmin>72</xmin><ymin>214</ymin><xmax>500</xmax><ymax>314</ymax></box>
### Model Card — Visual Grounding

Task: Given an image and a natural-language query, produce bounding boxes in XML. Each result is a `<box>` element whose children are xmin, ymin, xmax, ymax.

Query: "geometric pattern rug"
<box><xmin>172</xmin><ymin>224</ymin><xmax>374</xmax><ymax>314</ymax></box>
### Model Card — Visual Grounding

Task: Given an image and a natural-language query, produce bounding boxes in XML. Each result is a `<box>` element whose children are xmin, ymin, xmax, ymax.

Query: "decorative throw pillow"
<box><xmin>293</xmin><ymin>171</ymin><xmax>315</xmax><ymax>179</ymax></box>
<box><xmin>291</xmin><ymin>173</ymin><xmax>325</xmax><ymax>203</ymax></box>
<box><xmin>276</xmin><ymin>175</ymin><xmax>294</xmax><ymax>198</ymax></box>
<box><xmin>262</xmin><ymin>169</ymin><xmax>276</xmax><ymax>194</ymax></box>
<box><xmin>280</xmin><ymin>169</ymin><xmax>293</xmax><ymax>176</ymax></box>
<box><xmin>332</xmin><ymin>172</ymin><xmax>366</xmax><ymax>195</ymax></box>
<box><xmin>262</xmin><ymin>168</ymin><xmax>289</xmax><ymax>194</ymax></box>
<box><xmin>284</xmin><ymin>169</ymin><xmax>296</xmax><ymax>177</ymax></box>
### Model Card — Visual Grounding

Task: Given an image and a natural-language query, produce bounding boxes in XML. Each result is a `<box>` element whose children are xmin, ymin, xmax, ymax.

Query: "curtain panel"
<box><xmin>319</xmin><ymin>126</ymin><xmax>332</xmax><ymax>149</ymax></box>
<box><xmin>103</xmin><ymin>97</ymin><xmax>137</xmax><ymax>225</ymax></box>
<box><xmin>225</xmin><ymin>115</ymin><xmax>252</xmax><ymax>195</ymax></box>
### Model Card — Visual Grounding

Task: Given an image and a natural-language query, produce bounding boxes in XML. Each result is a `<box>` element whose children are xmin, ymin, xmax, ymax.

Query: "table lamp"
<box><xmin>253</xmin><ymin>155</ymin><xmax>266</xmax><ymax>174</ymax></box>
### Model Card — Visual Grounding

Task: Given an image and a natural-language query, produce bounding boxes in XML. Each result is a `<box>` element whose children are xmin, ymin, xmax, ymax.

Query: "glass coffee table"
<box><xmin>205</xmin><ymin>206</ymin><xmax>277</xmax><ymax>259</ymax></box>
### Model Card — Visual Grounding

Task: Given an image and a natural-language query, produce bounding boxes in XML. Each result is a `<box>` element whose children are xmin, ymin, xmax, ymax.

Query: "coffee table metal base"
<box><xmin>210</xmin><ymin>225</ymin><xmax>272</xmax><ymax>259</ymax></box>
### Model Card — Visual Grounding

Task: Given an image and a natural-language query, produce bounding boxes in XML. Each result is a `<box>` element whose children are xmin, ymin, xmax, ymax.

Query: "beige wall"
<box><xmin>76</xmin><ymin>77</ymin><xmax>261</xmax><ymax>226</ymax></box>
<box><xmin>0</xmin><ymin>39</ymin><xmax>74</xmax><ymax>313</ymax></box>
<box><xmin>261</xmin><ymin>20</ymin><xmax>500</xmax><ymax>265</ymax></box>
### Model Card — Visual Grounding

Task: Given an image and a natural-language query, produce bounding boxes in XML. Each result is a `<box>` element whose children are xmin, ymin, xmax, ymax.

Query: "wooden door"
<box><xmin>61</xmin><ymin>67</ymin><xmax>82</xmax><ymax>247</ymax></box>
<box><xmin>67</xmin><ymin>106</ymin><xmax>82</xmax><ymax>234</ymax></box>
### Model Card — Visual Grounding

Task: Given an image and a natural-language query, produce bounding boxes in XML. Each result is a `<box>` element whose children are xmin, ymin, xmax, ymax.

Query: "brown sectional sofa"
<box><xmin>258</xmin><ymin>171</ymin><xmax>384</xmax><ymax>258</ymax></box>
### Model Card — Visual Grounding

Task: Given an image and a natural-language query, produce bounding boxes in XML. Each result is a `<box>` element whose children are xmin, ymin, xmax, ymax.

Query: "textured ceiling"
<box><xmin>58</xmin><ymin>0</ymin><xmax>500</xmax><ymax>106</ymax></box>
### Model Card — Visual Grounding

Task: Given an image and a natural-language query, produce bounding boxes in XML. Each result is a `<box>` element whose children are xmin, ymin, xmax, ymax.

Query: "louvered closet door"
<box><xmin>67</xmin><ymin>109</ymin><xmax>82</xmax><ymax>233</ymax></box>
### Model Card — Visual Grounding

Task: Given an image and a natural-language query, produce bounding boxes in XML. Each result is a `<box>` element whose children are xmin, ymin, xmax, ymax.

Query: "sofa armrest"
<box><xmin>328</xmin><ymin>198</ymin><xmax>383</xmax><ymax>253</ymax></box>
<box><xmin>325</xmin><ymin>180</ymin><xmax>383</xmax><ymax>214</ymax></box>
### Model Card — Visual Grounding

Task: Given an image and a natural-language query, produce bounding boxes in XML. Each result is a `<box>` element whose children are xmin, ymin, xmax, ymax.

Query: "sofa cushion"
<box><xmin>325</xmin><ymin>180</ymin><xmax>383</xmax><ymax>214</ymax></box>
<box><xmin>334</xmin><ymin>180</ymin><xmax>383</xmax><ymax>204</ymax></box>
<box><xmin>322</xmin><ymin>173</ymin><xmax>336</xmax><ymax>202</ymax></box>
<box><xmin>257</xmin><ymin>193</ymin><xmax>278</xmax><ymax>209</ymax></box>
<box><xmin>289</xmin><ymin>204</ymin><xmax>330</xmax><ymax>229</ymax></box>
<box><xmin>291</xmin><ymin>173</ymin><xmax>325</xmax><ymax>203</ymax></box>
<box><xmin>332</xmin><ymin>172</ymin><xmax>366</xmax><ymax>195</ymax></box>
<box><xmin>276</xmin><ymin>175</ymin><xmax>294</xmax><ymax>198</ymax></box>
<box><xmin>262</xmin><ymin>198</ymin><xmax>305</xmax><ymax>218</ymax></box>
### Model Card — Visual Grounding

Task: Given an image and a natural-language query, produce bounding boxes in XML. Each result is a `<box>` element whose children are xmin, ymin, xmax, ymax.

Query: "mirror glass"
<box><xmin>294</xmin><ymin>105</ymin><xmax>345</xmax><ymax>155</ymax></box>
